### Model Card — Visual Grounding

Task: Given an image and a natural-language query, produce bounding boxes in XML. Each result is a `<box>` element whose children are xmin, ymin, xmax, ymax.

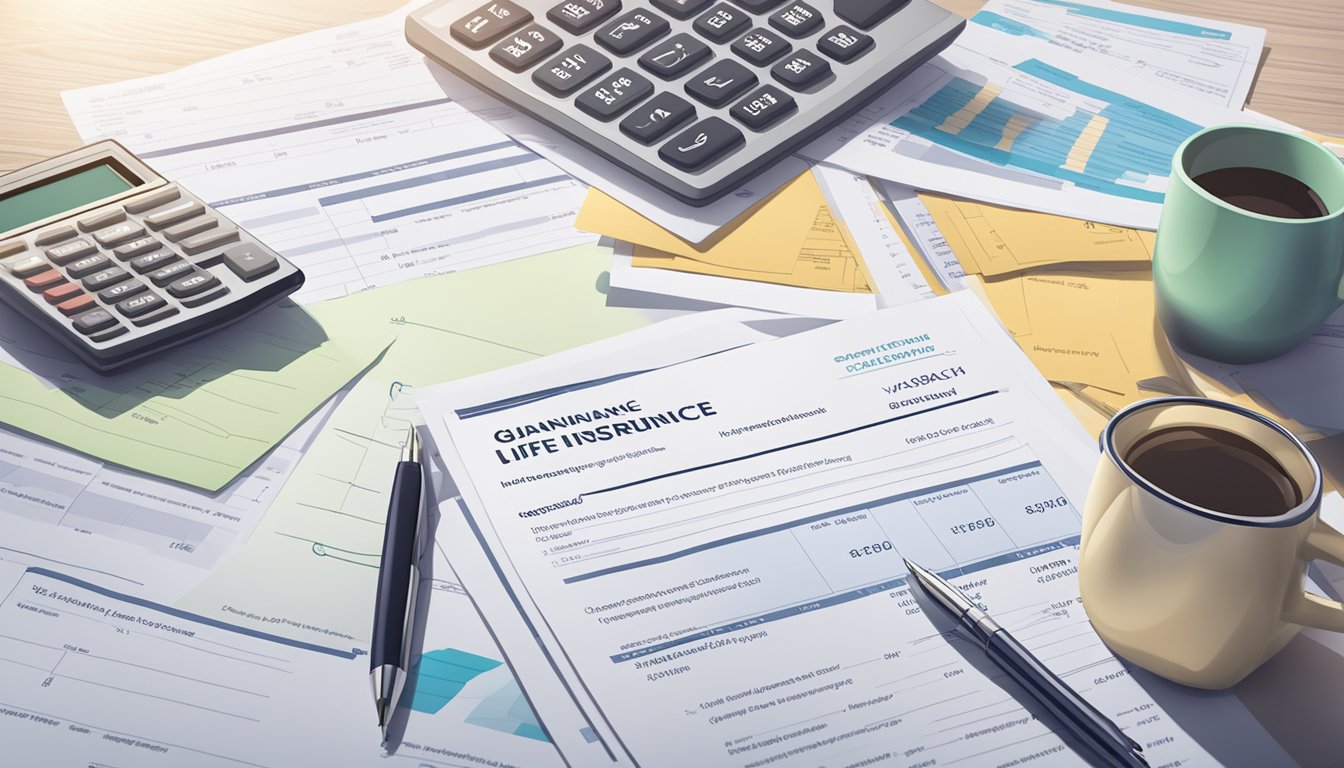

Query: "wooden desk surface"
<box><xmin>1</xmin><ymin>0</ymin><xmax>1340</xmax><ymax>172</ymax></box>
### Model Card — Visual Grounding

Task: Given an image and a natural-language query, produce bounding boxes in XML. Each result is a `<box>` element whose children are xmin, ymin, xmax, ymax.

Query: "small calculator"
<box><xmin>406</xmin><ymin>0</ymin><xmax>963</xmax><ymax>205</ymax></box>
<box><xmin>0</xmin><ymin>141</ymin><xmax>304</xmax><ymax>372</ymax></box>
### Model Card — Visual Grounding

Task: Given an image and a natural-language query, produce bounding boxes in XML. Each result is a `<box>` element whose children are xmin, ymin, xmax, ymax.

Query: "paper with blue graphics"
<box><xmin>806</xmin><ymin>21</ymin><xmax>1250</xmax><ymax>229</ymax></box>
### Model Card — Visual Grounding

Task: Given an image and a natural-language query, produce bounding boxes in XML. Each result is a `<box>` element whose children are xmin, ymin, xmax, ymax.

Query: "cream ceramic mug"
<box><xmin>1079</xmin><ymin>397</ymin><xmax>1344</xmax><ymax>689</ymax></box>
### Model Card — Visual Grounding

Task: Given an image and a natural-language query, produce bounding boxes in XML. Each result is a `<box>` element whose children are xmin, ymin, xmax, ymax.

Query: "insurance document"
<box><xmin>421</xmin><ymin>292</ymin><xmax>1289</xmax><ymax>767</ymax></box>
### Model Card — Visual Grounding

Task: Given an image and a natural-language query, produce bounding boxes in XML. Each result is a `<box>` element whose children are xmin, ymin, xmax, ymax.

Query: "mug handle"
<box><xmin>1283</xmin><ymin>520</ymin><xmax>1344</xmax><ymax>631</ymax></box>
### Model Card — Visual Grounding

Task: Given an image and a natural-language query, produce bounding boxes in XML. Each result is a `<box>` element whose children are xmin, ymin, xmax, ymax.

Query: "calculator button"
<box><xmin>834</xmin><ymin>0</ymin><xmax>907</xmax><ymax>29</ymax></box>
<box><xmin>452</xmin><ymin>0</ymin><xmax>533</xmax><ymax>49</ymax></box>
<box><xmin>112</xmin><ymin>236</ymin><xmax>161</xmax><ymax>261</ymax></box>
<box><xmin>489</xmin><ymin>25</ymin><xmax>564</xmax><ymax>72</ymax></box>
<box><xmin>82</xmin><ymin>266</ymin><xmax>131</xmax><ymax>291</ymax></box>
<box><xmin>0</xmin><ymin>241</ymin><xmax>26</xmax><ymax>259</ymax></box>
<box><xmin>532</xmin><ymin>45</ymin><xmax>613</xmax><ymax>96</ymax></box>
<box><xmin>684</xmin><ymin>59</ymin><xmax>757</xmax><ymax>107</ymax></box>
<box><xmin>595</xmin><ymin>10</ymin><xmax>670</xmax><ymax>55</ymax></box>
<box><xmin>99</xmin><ymin>279</ymin><xmax>147</xmax><ymax>303</ymax></box>
<box><xmin>163</xmin><ymin>216</ymin><xmax>217</xmax><ymax>243</ymax></box>
<box><xmin>620</xmin><ymin>92</ymin><xmax>696</xmax><ymax>144</ymax></box>
<box><xmin>131</xmin><ymin>250</ymin><xmax>181</xmax><ymax>274</ymax></box>
<box><xmin>729</xmin><ymin>0</ymin><xmax>787</xmax><ymax>10</ymax></box>
<box><xmin>148</xmin><ymin>261</ymin><xmax>195</xmax><ymax>286</ymax></box>
<box><xmin>771</xmin><ymin>49</ymin><xmax>831</xmax><ymax>89</ymax></box>
<box><xmin>693</xmin><ymin>4</ymin><xmax>750</xmax><ymax>43</ymax></box>
<box><xmin>223</xmin><ymin>244</ymin><xmax>280</xmax><ymax>281</ymax></box>
<box><xmin>77</xmin><ymin>208</ymin><xmax>127</xmax><ymax>232</ymax></box>
<box><xmin>44</xmin><ymin>282</ymin><xmax>83</xmax><ymax>304</ymax></box>
<box><xmin>72</xmin><ymin>308</ymin><xmax>119</xmax><ymax>335</ymax></box>
<box><xmin>117</xmin><ymin>292</ymin><xmax>168</xmax><ymax>318</ymax></box>
<box><xmin>651</xmin><ymin>0</ymin><xmax>712</xmax><ymax>19</ymax></box>
<box><xmin>34</xmin><ymin>226</ymin><xmax>77</xmax><ymax>247</ymax></box>
<box><xmin>658</xmin><ymin>117</ymin><xmax>745</xmax><ymax>171</ymax></box>
<box><xmin>576</xmin><ymin>69</ymin><xmax>654</xmax><ymax>121</ymax></box>
<box><xmin>92</xmin><ymin>222</ymin><xmax>145</xmax><ymax>248</ymax></box>
<box><xmin>124</xmin><ymin>187</ymin><xmax>181</xmax><ymax>214</ymax></box>
<box><xmin>6</xmin><ymin>254</ymin><xmax>49</xmax><ymax>278</ymax></box>
<box><xmin>817</xmin><ymin>25</ymin><xmax>873</xmax><ymax>62</ymax></box>
<box><xmin>24</xmin><ymin>269</ymin><xmax>65</xmax><ymax>291</ymax></box>
<box><xmin>731</xmin><ymin>29</ymin><xmax>792</xmax><ymax>66</ymax></box>
<box><xmin>547</xmin><ymin>0</ymin><xmax>621</xmax><ymax>33</ymax></box>
<box><xmin>46</xmin><ymin>238</ymin><xmax>97</xmax><ymax>265</ymax></box>
<box><xmin>167</xmin><ymin>271</ymin><xmax>222</xmax><ymax>299</ymax></box>
<box><xmin>730</xmin><ymin>84</ymin><xmax>797</xmax><ymax>130</ymax></box>
<box><xmin>769</xmin><ymin>2</ymin><xmax>824</xmax><ymax>37</ymax></box>
<box><xmin>180</xmin><ymin>226</ymin><xmax>239</xmax><ymax>256</ymax></box>
<box><xmin>66</xmin><ymin>253</ymin><xmax>111</xmax><ymax>279</ymax></box>
<box><xmin>57</xmin><ymin>294</ymin><xmax>96</xmax><ymax>317</ymax></box>
<box><xmin>143</xmin><ymin>200</ymin><xmax>206</xmax><ymax>230</ymax></box>
<box><xmin>639</xmin><ymin>34</ymin><xmax>713</xmax><ymax>80</ymax></box>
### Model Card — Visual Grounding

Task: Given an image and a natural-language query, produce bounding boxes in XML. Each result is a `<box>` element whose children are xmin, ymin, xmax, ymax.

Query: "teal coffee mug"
<box><xmin>1155</xmin><ymin>125</ymin><xmax>1344</xmax><ymax>363</ymax></box>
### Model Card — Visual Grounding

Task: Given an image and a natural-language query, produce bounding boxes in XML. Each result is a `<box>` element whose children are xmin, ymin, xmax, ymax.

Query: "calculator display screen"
<box><xmin>0</xmin><ymin>162</ymin><xmax>138</xmax><ymax>233</ymax></box>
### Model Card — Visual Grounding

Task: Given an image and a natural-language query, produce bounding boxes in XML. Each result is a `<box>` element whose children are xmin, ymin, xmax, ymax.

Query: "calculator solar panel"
<box><xmin>406</xmin><ymin>0</ymin><xmax>964</xmax><ymax>205</ymax></box>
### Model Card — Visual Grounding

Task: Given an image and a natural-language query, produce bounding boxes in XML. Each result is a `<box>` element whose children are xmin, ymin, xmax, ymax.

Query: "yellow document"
<box><xmin>577</xmin><ymin>171</ymin><xmax>874</xmax><ymax>293</ymax></box>
<box><xmin>920</xmin><ymin>195</ymin><xmax>1155</xmax><ymax>277</ymax></box>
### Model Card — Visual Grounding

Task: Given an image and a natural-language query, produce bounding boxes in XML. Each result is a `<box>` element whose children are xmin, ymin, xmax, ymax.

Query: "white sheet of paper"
<box><xmin>879</xmin><ymin>180</ymin><xmax>969</xmax><ymax>292</ymax></box>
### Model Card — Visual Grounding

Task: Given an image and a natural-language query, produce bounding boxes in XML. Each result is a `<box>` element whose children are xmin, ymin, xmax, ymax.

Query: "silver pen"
<box><xmin>904</xmin><ymin>558</ymin><xmax>1148</xmax><ymax>768</ymax></box>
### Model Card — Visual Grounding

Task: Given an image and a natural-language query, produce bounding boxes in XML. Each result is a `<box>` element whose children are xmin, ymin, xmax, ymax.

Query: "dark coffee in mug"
<box><xmin>1192</xmin><ymin>166</ymin><xmax>1329</xmax><ymax>219</ymax></box>
<box><xmin>1124</xmin><ymin>425</ymin><xmax>1303</xmax><ymax>517</ymax></box>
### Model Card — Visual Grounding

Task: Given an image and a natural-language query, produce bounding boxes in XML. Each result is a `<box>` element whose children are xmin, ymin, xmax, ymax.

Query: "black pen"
<box><xmin>904</xmin><ymin>559</ymin><xmax>1148</xmax><ymax>768</ymax></box>
<box><xmin>371</xmin><ymin>425</ymin><xmax>425</xmax><ymax>745</ymax></box>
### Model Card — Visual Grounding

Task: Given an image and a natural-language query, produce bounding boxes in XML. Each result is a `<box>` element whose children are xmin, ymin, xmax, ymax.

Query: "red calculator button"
<box><xmin>43</xmin><ymin>282</ymin><xmax>83</xmax><ymax>304</ymax></box>
<box><xmin>57</xmin><ymin>293</ymin><xmax>96</xmax><ymax>316</ymax></box>
<box><xmin>24</xmin><ymin>269</ymin><xmax>65</xmax><ymax>291</ymax></box>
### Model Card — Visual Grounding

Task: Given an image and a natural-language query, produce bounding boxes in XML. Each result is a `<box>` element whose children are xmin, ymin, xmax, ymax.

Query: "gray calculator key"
<box><xmin>99</xmin><ymin>279</ymin><xmax>146</xmax><ymax>303</ymax></box>
<box><xmin>92</xmin><ymin>222</ymin><xmax>146</xmax><ymax>248</ymax></box>
<box><xmin>639</xmin><ymin>34</ymin><xmax>712</xmax><ymax>79</ymax></box>
<box><xmin>0</xmin><ymin>240</ymin><xmax>26</xmax><ymax>258</ymax></box>
<box><xmin>46</xmin><ymin>238</ymin><xmax>97</xmax><ymax>265</ymax></box>
<box><xmin>769</xmin><ymin>2</ymin><xmax>824</xmax><ymax>37</ymax></box>
<box><xmin>167</xmin><ymin>271</ymin><xmax>222</xmax><ymax>299</ymax></box>
<box><xmin>547</xmin><ymin>0</ymin><xmax>621</xmax><ymax>33</ymax></box>
<box><xmin>148</xmin><ymin>260</ymin><xmax>195</xmax><ymax>286</ymax></box>
<box><xmin>5</xmin><ymin>254</ymin><xmax>48</xmax><ymax>278</ymax></box>
<box><xmin>223</xmin><ymin>243</ymin><xmax>279</xmax><ymax>281</ymax></box>
<box><xmin>163</xmin><ymin>216</ymin><xmax>217</xmax><ymax>242</ymax></box>
<box><xmin>77</xmin><ymin>208</ymin><xmax>126</xmax><ymax>232</ymax></box>
<box><xmin>684</xmin><ymin>59</ymin><xmax>757</xmax><ymax>107</ymax></box>
<box><xmin>66</xmin><ymin>253</ymin><xmax>111</xmax><ymax>278</ymax></box>
<box><xmin>143</xmin><ymin>200</ymin><xmax>206</xmax><ymax>230</ymax></box>
<box><xmin>123</xmin><ymin>186</ymin><xmax>181</xmax><ymax>214</ymax></box>
<box><xmin>595</xmin><ymin>10</ymin><xmax>670</xmax><ymax>55</ymax></box>
<box><xmin>117</xmin><ymin>292</ymin><xmax>167</xmax><ymax>319</ymax></box>
<box><xmin>834</xmin><ymin>0</ymin><xmax>908</xmax><ymax>29</ymax></box>
<box><xmin>180</xmin><ymin>226</ymin><xmax>240</xmax><ymax>255</ymax></box>
<box><xmin>532</xmin><ymin>45</ymin><xmax>613</xmax><ymax>96</ymax></box>
<box><xmin>112</xmin><ymin>236</ymin><xmax>161</xmax><ymax>260</ymax></box>
<box><xmin>576</xmin><ymin>69</ymin><xmax>654</xmax><ymax>121</ymax></box>
<box><xmin>34</xmin><ymin>226</ymin><xmax>78</xmax><ymax>247</ymax></box>
<box><xmin>658</xmin><ymin>117</ymin><xmax>745</xmax><ymax>171</ymax></box>
<box><xmin>652</xmin><ymin>0</ymin><xmax>712</xmax><ymax>19</ymax></box>
<box><xmin>693</xmin><ymin>3</ymin><xmax>750</xmax><ymax>43</ymax></box>
<box><xmin>451</xmin><ymin>0</ymin><xmax>533</xmax><ymax>49</ymax></box>
<box><xmin>489</xmin><ymin>24</ymin><xmax>564</xmax><ymax>72</ymax></box>
<box><xmin>730</xmin><ymin>84</ymin><xmax>797</xmax><ymax>130</ymax></box>
<box><xmin>730</xmin><ymin>28</ymin><xmax>792</xmax><ymax>66</ymax></box>
<box><xmin>131</xmin><ymin>250</ymin><xmax>181</xmax><ymax>274</ymax></box>
<box><xmin>72</xmin><ymin>308</ymin><xmax>119</xmax><ymax>335</ymax></box>
<box><xmin>620</xmin><ymin>92</ymin><xmax>696</xmax><ymax>144</ymax></box>
<box><xmin>818</xmin><ymin>25</ymin><xmax>873</xmax><ymax>62</ymax></box>
<box><xmin>771</xmin><ymin>49</ymin><xmax>831</xmax><ymax>89</ymax></box>
<box><xmin>82</xmin><ymin>266</ymin><xmax>131</xmax><ymax>291</ymax></box>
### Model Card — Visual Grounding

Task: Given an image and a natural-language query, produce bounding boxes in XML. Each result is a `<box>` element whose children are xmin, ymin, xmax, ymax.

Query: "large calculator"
<box><xmin>406</xmin><ymin>0</ymin><xmax>963</xmax><ymax>205</ymax></box>
<box><xmin>0</xmin><ymin>141</ymin><xmax>304</xmax><ymax>372</ymax></box>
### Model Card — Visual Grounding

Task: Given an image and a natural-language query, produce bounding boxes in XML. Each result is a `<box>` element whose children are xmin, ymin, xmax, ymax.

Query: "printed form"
<box><xmin>421</xmin><ymin>293</ymin><xmax>1290</xmax><ymax>767</ymax></box>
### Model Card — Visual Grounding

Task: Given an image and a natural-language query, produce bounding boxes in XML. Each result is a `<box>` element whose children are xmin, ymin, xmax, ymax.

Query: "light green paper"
<box><xmin>179</xmin><ymin>244</ymin><xmax>653</xmax><ymax>641</ymax></box>
<box><xmin>0</xmin><ymin>301</ymin><xmax>391</xmax><ymax>492</ymax></box>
